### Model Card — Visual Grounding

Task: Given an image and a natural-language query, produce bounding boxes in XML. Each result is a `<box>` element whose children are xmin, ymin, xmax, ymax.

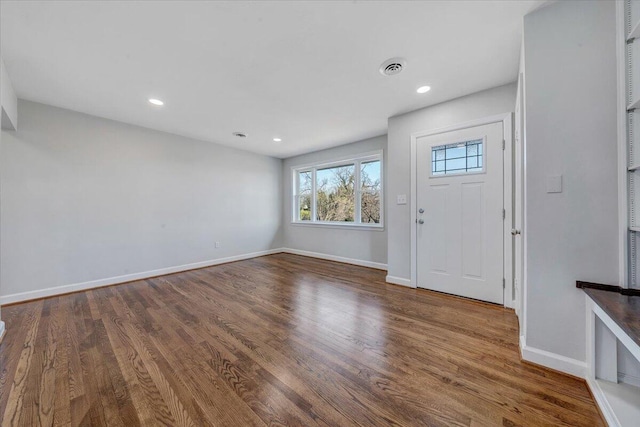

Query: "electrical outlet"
<box><xmin>215</xmin><ymin>241</ymin><xmax>221</xmax><ymax>248</ymax></box>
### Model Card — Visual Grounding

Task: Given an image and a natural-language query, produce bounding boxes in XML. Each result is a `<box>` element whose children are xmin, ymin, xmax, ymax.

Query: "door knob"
<box><xmin>511</xmin><ymin>229</ymin><xmax>521</xmax><ymax>235</ymax></box>
<box><xmin>418</xmin><ymin>208</ymin><xmax>425</xmax><ymax>214</ymax></box>
<box><xmin>418</xmin><ymin>219</ymin><xmax>425</xmax><ymax>224</ymax></box>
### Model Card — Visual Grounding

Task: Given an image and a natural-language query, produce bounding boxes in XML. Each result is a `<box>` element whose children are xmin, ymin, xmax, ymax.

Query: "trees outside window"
<box><xmin>296</xmin><ymin>171</ymin><xmax>312</xmax><ymax>221</ymax></box>
<box><xmin>360</xmin><ymin>160</ymin><xmax>381</xmax><ymax>223</ymax></box>
<box><xmin>316</xmin><ymin>164</ymin><xmax>355</xmax><ymax>222</ymax></box>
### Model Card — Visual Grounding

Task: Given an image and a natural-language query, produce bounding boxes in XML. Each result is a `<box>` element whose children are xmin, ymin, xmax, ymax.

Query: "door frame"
<box><xmin>410</xmin><ymin>113</ymin><xmax>515</xmax><ymax>308</ymax></box>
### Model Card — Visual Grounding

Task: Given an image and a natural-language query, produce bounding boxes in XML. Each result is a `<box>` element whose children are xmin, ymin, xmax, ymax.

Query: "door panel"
<box><xmin>461</xmin><ymin>182</ymin><xmax>484</xmax><ymax>279</ymax></box>
<box><xmin>427</xmin><ymin>184</ymin><xmax>449</xmax><ymax>273</ymax></box>
<box><xmin>416</xmin><ymin>122</ymin><xmax>504</xmax><ymax>304</ymax></box>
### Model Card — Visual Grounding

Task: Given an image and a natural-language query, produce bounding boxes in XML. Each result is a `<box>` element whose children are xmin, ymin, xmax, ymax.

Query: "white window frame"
<box><xmin>291</xmin><ymin>150</ymin><xmax>383</xmax><ymax>230</ymax></box>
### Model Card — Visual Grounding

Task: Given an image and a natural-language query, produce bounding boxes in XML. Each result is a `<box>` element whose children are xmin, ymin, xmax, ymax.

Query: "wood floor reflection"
<box><xmin>0</xmin><ymin>253</ymin><xmax>604</xmax><ymax>426</ymax></box>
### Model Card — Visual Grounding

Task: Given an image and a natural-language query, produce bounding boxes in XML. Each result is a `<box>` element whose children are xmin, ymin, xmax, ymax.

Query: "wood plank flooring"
<box><xmin>0</xmin><ymin>253</ymin><xmax>604</xmax><ymax>426</ymax></box>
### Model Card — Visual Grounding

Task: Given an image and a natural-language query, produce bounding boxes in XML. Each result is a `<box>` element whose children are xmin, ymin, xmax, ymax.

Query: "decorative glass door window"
<box><xmin>431</xmin><ymin>138</ymin><xmax>484</xmax><ymax>176</ymax></box>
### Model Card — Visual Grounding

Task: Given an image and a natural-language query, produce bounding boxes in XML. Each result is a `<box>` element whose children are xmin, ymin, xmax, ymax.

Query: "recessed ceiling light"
<box><xmin>417</xmin><ymin>86</ymin><xmax>431</xmax><ymax>94</ymax></box>
<box><xmin>232</xmin><ymin>132</ymin><xmax>247</xmax><ymax>138</ymax></box>
<box><xmin>273</xmin><ymin>137</ymin><xmax>282</xmax><ymax>142</ymax></box>
<box><xmin>148</xmin><ymin>98</ymin><xmax>164</xmax><ymax>106</ymax></box>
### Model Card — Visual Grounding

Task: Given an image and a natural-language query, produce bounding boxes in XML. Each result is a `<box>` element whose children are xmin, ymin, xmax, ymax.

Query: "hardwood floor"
<box><xmin>0</xmin><ymin>253</ymin><xmax>604</xmax><ymax>426</ymax></box>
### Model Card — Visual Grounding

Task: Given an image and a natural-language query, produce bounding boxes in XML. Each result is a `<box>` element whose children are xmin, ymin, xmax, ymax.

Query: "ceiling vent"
<box><xmin>232</xmin><ymin>132</ymin><xmax>247</xmax><ymax>138</ymax></box>
<box><xmin>379</xmin><ymin>57</ymin><xmax>406</xmax><ymax>76</ymax></box>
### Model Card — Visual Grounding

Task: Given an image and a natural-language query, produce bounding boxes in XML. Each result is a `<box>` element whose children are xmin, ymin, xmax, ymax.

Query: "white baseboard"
<box><xmin>0</xmin><ymin>248</ymin><xmax>282</xmax><ymax>305</ymax></box>
<box><xmin>281</xmin><ymin>248</ymin><xmax>387</xmax><ymax>271</ymax></box>
<box><xmin>0</xmin><ymin>321</ymin><xmax>5</xmax><ymax>342</ymax></box>
<box><xmin>519</xmin><ymin>336</ymin><xmax>587</xmax><ymax>378</ymax></box>
<box><xmin>385</xmin><ymin>275</ymin><xmax>414</xmax><ymax>288</ymax></box>
<box><xmin>619</xmin><ymin>372</ymin><xmax>640</xmax><ymax>388</ymax></box>
<box><xmin>0</xmin><ymin>248</ymin><xmax>389</xmax><ymax>305</ymax></box>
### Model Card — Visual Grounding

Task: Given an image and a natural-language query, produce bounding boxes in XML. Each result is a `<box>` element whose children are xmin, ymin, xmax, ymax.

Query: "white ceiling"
<box><xmin>0</xmin><ymin>1</ymin><xmax>543</xmax><ymax>158</ymax></box>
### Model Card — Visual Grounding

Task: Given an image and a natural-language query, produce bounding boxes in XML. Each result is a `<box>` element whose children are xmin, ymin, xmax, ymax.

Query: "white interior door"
<box><xmin>416</xmin><ymin>121</ymin><xmax>504</xmax><ymax>304</ymax></box>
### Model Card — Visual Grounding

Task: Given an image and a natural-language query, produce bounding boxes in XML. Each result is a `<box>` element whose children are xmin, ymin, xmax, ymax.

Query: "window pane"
<box><xmin>361</xmin><ymin>191</ymin><xmax>381</xmax><ymax>223</ymax></box>
<box><xmin>446</xmin><ymin>145</ymin><xmax>466</xmax><ymax>159</ymax></box>
<box><xmin>446</xmin><ymin>157</ymin><xmax>466</xmax><ymax>171</ymax></box>
<box><xmin>298</xmin><ymin>171</ymin><xmax>312</xmax><ymax>194</ymax></box>
<box><xmin>298</xmin><ymin>194</ymin><xmax>311</xmax><ymax>221</ymax></box>
<box><xmin>361</xmin><ymin>160</ymin><xmax>381</xmax><ymax>191</ymax></box>
<box><xmin>431</xmin><ymin>139</ymin><xmax>483</xmax><ymax>176</ymax></box>
<box><xmin>316</xmin><ymin>164</ymin><xmax>355</xmax><ymax>222</ymax></box>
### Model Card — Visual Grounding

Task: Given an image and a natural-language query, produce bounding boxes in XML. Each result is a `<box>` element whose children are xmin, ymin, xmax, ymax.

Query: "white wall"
<box><xmin>0</xmin><ymin>100</ymin><xmax>282</xmax><ymax>303</ymax></box>
<box><xmin>386</xmin><ymin>83</ymin><xmax>517</xmax><ymax>281</ymax></box>
<box><xmin>281</xmin><ymin>135</ymin><xmax>387</xmax><ymax>267</ymax></box>
<box><xmin>1</xmin><ymin>58</ymin><xmax>18</xmax><ymax>131</ymax></box>
<box><xmin>522</xmin><ymin>0</ymin><xmax>618</xmax><ymax>362</ymax></box>
<box><xmin>515</xmin><ymin>50</ymin><xmax>525</xmax><ymax>333</ymax></box>
<box><xmin>0</xmin><ymin>55</ymin><xmax>13</xmax><ymax>336</ymax></box>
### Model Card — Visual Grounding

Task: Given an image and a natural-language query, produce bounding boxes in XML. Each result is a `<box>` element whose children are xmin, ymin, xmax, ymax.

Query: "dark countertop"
<box><xmin>584</xmin><ymin>288</ymin><xmax>640</xmax><ymax>348</ymax></box>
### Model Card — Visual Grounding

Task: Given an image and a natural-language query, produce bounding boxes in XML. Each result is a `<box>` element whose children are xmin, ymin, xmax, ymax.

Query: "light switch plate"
<box><xmin>397</xmin><ymin>194</ymin><xmax>407</xmax><ymax>205</ymax></box>
<box><xmin>546</xmin><ymin>175</ymin><xmax>562</xmax><ymax>193</ymax></box>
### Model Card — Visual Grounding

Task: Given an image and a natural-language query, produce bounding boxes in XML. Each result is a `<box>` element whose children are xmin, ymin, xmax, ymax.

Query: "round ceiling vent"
<box><xmin>232</xmin><ymin>132</ymin><xmax>247</xmax><ymax>138</ymax></box>
<box><xmin>379</xmin><ymin>57</ymin><xmax>407</xmax><ymax>76</ymax></box>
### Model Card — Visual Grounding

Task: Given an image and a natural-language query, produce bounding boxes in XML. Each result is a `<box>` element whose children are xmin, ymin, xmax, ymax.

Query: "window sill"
<box><xmin>290</xmin><ymin>222</ymin><xmax>385</xmax><ymax>232</ymax></box>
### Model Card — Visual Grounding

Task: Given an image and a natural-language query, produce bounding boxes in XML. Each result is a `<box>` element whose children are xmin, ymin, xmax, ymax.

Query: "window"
<box><xmin>432</xmin><ymin>138</ymin><xmax>484</xmax><ymax>176</ymax></box>
<box><xmin>293</xmin><ymin>152</ymin><xmax>383</xmax><ymax>227</ymax></box>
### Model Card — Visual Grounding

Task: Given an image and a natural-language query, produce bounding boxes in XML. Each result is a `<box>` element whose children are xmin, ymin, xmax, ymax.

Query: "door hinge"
<box><xmin>502</xmin><ymin>209</ymin><xmax>506</xmax><ymax>220</ymax></box>
<box><xmin>502</xmin><ymin>139</ymin><xmax>506</xmax><ymax>150</ymax></box>
<box><xmin>503</xmin><ymin>278</ymin><xmax>506</xmax><ymax>289</ymax></box>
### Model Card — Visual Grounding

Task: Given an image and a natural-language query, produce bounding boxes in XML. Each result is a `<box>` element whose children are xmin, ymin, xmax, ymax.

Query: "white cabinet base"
<box><xmin>586</xmin><ymin>295</ymin><xmax>640</xmax><ymax>426</ymax></box>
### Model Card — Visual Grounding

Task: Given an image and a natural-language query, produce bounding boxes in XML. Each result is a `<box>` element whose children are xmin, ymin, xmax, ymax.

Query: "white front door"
<box><xmin>416</xmin><ymin>121</ymin><xmax>504</xmax><ymax>304</ymax></box>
